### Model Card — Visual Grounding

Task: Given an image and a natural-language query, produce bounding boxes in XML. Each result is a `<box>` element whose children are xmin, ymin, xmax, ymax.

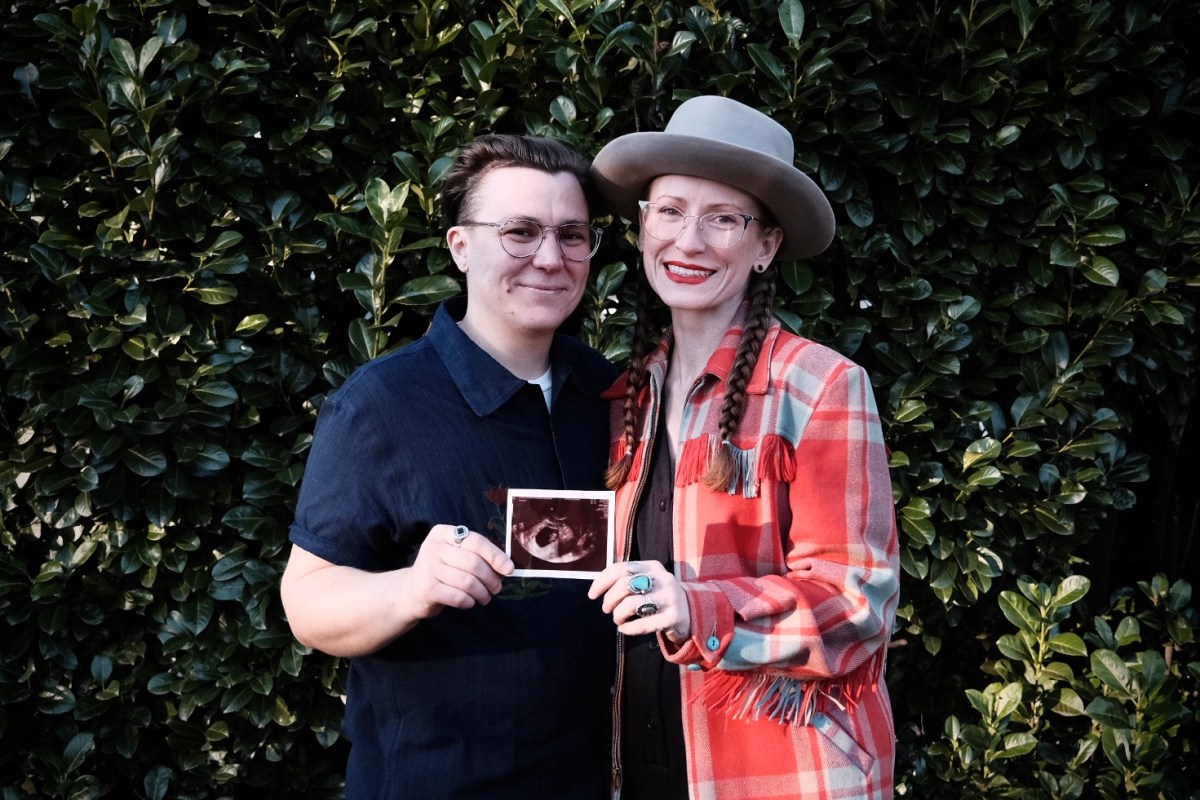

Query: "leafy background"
<box><xmin>2</xmin><ymin>0</ymin><xmax>1197</xmax><ymax>797</ymax></box>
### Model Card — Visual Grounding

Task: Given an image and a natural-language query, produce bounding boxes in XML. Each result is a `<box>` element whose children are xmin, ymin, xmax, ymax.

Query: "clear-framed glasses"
<box><xmin>459</xmin><ymin>218</ymin><xmax>604</xmax><ymax>261</ymax></box>
<box><xmin>638</xmin><ymin>200</ymin><xmax>767</xmax><ymax>249</ymax></box>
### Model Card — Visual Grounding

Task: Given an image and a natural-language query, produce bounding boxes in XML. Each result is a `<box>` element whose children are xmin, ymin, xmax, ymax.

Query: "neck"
<box><xmin>458</xmin><ymin>315</ymin><xmax>552</xmax><ymax>380</ymax></box>
<box><xmin>667</xmin><ymin>305</ymin><xmax>739</xmax><ymax>382</ymax></box>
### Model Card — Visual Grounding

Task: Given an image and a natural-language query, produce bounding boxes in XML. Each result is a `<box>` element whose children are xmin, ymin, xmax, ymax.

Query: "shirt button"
<box><xmin>706</xmin><ymin>636</ymin><xmax>720</xmax><ymax>651</ymax></box>
<box><xmin>659</xmin><ymin>499</ymin><xmax>667</xmax><ymax>511</ymax></box>
<box><xmin>687</xmin><ymin>664</ymin><xmax>701</xmax><ymax>671</ymax></box>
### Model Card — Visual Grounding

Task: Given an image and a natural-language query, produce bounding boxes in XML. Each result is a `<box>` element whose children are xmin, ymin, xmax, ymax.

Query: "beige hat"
<box><xmin>591</xmin><ymin>95</ymin><xmax>835</xmax><ymax>260</ymax></box>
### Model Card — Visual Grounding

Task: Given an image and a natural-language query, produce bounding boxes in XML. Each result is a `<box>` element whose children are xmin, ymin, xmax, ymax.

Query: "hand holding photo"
<box><xmin>505</xmin><ymin>489</ymin><xmax>615</xmax><ymax>578</ymax></box>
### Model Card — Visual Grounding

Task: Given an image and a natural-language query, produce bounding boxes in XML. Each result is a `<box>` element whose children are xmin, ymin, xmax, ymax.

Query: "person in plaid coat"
<box><xmin>588</xmin><ymin>96</ymin><xmax>900</xmax><ymax>800</ymax></box>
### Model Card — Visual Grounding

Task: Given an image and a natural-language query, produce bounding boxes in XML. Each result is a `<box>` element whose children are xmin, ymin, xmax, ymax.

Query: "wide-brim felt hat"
<box><xmin>591</xmin><ymin>95</ymin><xmax>835</xmax><ymax>261</ymax></box>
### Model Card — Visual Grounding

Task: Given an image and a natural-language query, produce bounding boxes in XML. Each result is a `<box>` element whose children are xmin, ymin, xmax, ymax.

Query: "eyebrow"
<box><xmin>503</xmin><ymin>215</ymin><xmax>592</xmax><ymax>225</ymax></box>
<box><xmin>647</xmin><ymin>196</ymin><xmax>753</xmax><ymax>214</ymax></box>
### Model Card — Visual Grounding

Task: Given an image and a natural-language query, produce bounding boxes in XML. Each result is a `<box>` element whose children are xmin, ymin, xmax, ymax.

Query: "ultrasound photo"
<box><xmin>505</xmin><ymin>489</ymin><xmax>615</xmax><ymax>578</ymax></box>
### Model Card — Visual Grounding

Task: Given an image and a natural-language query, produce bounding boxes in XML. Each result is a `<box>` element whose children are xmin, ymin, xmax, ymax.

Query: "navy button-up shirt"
<box><xmin>290</xmin><ymin>303</ymin><xmax>616</xmax><ymax>799</ymax></box>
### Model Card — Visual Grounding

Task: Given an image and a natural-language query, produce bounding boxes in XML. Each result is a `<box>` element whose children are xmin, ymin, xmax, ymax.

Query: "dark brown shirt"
<box><xmin>622</xmin><ymin>413</ymin><xmax>688</xmax><ymax>800</ymax></box>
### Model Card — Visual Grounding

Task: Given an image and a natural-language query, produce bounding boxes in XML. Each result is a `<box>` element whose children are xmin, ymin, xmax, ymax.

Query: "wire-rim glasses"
<box><xmin>638</xmin><ymin>200</ymin><xmax>767</xmax><ymax>249</ymax></box>
<box><xmin>459</xmin><ymin>218</ymin><xmax>604</xmax><ymax>261</ymax></box>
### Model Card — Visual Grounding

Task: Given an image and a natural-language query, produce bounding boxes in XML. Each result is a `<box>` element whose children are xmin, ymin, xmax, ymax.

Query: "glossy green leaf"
<box><xmin>139</xmin><ymin>765</ymin><xmax>170</xmax><ymax>800</ymax></box>
<box><xmin>963</xmin><ymin>437</ymin><xmax>1001</xmax><ymax>470</ymax></box>
<box><xmin>999</xmin><ymin>591</ymin><xmax>1040</xmax><ymax>633</ymax></box>
<box><xmin>995</xmin><ymin>682</ymin><xmax>1022</xmax><ymax>719</ymax></box>
<box><xmin>393</xmin><ymin>274</ymin><xmax>461</xmax><ymax>306</ymax></box>
<box><xmin>778</xmin><ymin>0</ymin><xmax>805</xmax><ymax>42</ymax></box>
<box><xmin>549</xmin><ymin>95</ymin><xmax>578</xmax><ymax>127</ymax></box>
<box><xmin>1085</xmin><ymin>696</ymin><xmax>1131</xmax><ymax>729</ymax></box>
<box><xmin>186</xmin><ymin>285</ymin><xmax>238</xmax><ymax>304</ymax></box>
<box><xmin>122</xmin><ymin>447</ymin><xmax>168</xmax><ymax>477</ymax></box>
<box><xmin>193</xmin><ymin>381</ymin><xmax>239</xmax><ymax>408</ymax></box>
<box><xmin>1080</xmin><ymin>255</ymin><xmax>1119</xmax><ymax>286</ymax></box>
<box><xmin>1091</xmin><ymin>649</ymin><xmax>1134</xmax><ymax>698</ymax></box>
<box><xmin>1052</xmin><ymin>575</ymin><xmax>1090</xmax><ymax>607</ymax></box>
<box><xmin>997</xmin><ymin>732</ymin><xmax>1038</xmax><ymax>759</ymax></box>
<box><xmin>1048</xmin><ymin>633</ymin><xmax>1087</xmax><ymax>657</ymax></box>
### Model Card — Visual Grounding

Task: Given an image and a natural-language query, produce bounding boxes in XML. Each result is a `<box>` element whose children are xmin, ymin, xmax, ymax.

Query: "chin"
<box><xmin>522</xmin><ymin>299</ymin><xmax>580</xmax><ymax>326</ymax></box>
<box><xmin>516</xmin><ymin>311</ymin><xmax>574</xmax><ymax>335</ymax></box>
<box><xmin>657</xmin><ymin>294</ymin><xmax>718</xmax><ymax>312</ymax></box>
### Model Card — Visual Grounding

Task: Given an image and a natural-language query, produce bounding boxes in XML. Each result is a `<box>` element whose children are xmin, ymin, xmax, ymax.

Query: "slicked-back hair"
<box><xmin>439</xmin><ymin>134</ymin><xmax>598</xmax><ymax>227</ymax></box>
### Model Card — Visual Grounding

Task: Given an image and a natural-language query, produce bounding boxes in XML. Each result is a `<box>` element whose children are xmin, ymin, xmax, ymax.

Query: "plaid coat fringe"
<box><xmin>608</xmin><ymin>304</ymin><xmax>900</xmax><ymax>800</ymax></box>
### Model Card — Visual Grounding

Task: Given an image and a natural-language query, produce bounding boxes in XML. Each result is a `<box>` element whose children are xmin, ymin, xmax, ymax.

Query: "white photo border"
<box><xmin>505</xmin><ymin>488</ymin><xmax>615</xmax><ymax>579</ymax></box>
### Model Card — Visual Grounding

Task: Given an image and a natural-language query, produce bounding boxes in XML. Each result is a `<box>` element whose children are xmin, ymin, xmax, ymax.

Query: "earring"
<box><xmin>753</xmin><ymin>263</ymin><xmax>767</xmax><ymax>274</ymax></box>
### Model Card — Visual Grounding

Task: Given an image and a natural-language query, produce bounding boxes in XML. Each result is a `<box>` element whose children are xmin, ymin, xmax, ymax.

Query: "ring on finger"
<box><xmin>635</xmin><ymin>601</ymin><xmax>659</xmax><ymax>618</ymax></box>
<box><xmin>626</xmin><ymin>574</ymin><xmax>653</xmax><ymax>595</ymax></box>
<box><xmin>452</xmin><ymin>525</ymin><xmax>470</xmax><ymax>545</ymax></box>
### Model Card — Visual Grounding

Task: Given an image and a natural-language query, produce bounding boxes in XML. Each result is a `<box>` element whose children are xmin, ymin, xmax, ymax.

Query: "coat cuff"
<box><xmin>661</xmin><ymin>582</ymin><xmax>734</xmax><ymax>668</ymax></box>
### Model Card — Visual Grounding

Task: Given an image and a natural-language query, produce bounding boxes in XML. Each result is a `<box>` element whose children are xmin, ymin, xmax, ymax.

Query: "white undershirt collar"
<box><xmin>528</xmin><ymin>367</ymin><xmax>552</xmax><ymax>410</ymax></box>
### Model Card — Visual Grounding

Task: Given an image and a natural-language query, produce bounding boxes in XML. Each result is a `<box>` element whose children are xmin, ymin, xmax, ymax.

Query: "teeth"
<box><xmin>666</xmin><ymin>264</ymin><xmax>711</xmax><ymax>277</ymax></box>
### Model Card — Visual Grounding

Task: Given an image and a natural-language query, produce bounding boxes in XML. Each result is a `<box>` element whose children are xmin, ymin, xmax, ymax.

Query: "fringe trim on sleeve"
<box><xmin>691</xmin><ymin>648</ymin><xmax>886</xmax><ymax>727</ymax></box>
<box><xmin>673</xmin><ymin>434</ymin><xmax>796</xmax><ymax>498</ymax></box>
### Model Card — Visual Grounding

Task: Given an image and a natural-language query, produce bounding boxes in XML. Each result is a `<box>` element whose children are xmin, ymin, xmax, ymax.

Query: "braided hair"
<box><xmin>604</xmin><ymin>277</ymin><xmax>659</xmax><ymax>489</ymax></box>
<box><xmin>703</xmin><ymin>264</ymin><xmax>778</xmax><ymax>491</ymax></box>
<box><xmin>604</xmin><ymin>264</ymin><xmax>780</xmax><ymax>493</ymax></box>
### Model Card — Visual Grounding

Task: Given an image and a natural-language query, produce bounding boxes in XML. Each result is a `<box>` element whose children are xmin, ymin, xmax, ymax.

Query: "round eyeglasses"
<box><xmin>638</xmin><ymin>200</ymin><xmax>768</xmax><ymax>249</ymax></box>
<box><xmin>459</xmin><ymin>218</ymin><xmax>604</xmax><ymax>261</ymax></box>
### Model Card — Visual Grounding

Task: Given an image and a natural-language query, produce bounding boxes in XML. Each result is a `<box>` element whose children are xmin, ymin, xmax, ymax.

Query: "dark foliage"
<box><xmin>2</xmin><ymin>0</ymin><xmax>1197</xmax><ymax>797</ymax></box>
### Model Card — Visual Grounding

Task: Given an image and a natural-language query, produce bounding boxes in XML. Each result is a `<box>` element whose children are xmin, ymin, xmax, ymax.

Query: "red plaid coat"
<box><xmin>608</xmin><ymin>305</ymin><xmax>899</xmax><ymax>799</ymax></box>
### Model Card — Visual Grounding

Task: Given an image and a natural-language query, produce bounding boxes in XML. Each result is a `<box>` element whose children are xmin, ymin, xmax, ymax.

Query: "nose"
<box><xmin>529</xmin><ymin>230</ymin><xmax>567</xmax><ymax>269</ymax></box>
<box><xmin>673</xmin><ymin>215</ymin><xmax>707</xmax><ymax>252</ymax></box>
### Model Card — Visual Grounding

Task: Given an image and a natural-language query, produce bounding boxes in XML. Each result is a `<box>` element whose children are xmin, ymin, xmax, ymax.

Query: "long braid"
<box><xmin>703</xmin><ymin>265</ymin><xmax>779</xmax><ymax>492</ymax></box>
<box><xmin>605</xmin><ymin>278</ymin><xmax>660</xmax><ymax>489</ymax></box>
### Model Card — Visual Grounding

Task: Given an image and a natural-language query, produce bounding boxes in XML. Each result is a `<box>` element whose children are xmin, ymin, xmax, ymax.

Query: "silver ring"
<box><xmin>452</xmin><ymin>525</ymin><xmax>469</xmax><ymax>545</ymax></box>
<box><xmin>626</xmin><ymin>574</ymin><xmax>653</xmax><ymax>595</ymax></box>
<box><xmin>635</xmin><ymin>601</ymin><xmax>659</xmax><ymax>618</ymax></box>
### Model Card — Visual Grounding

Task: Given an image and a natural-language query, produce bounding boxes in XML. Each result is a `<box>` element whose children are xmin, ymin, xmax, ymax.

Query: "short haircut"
<box><xmin>439</xmin><ymin>134</ymin><xmax>597</xmax><ymax>227</ymax></box>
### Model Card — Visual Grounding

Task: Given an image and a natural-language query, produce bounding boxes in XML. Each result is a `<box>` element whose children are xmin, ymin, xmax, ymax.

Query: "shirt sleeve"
<box><xmin>664</xmin><ymin>361</ymin><xmax>900</xmax><ymax>680</ymax></box>
<box><xmin>289</xmin><ymin>387</ymin><xmax>406</xmax><ymax>570</ymax></box>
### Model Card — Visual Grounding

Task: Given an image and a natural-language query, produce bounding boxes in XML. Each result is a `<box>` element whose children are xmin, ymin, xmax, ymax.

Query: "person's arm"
<box><xmin>280</xmin><ymin>525</ymin><xmax>514</xmax><ymax>658</ymax></box>
<box><xmin>662</xmin><ymin>361</ymin><xmax>899</xmax><ymax>678</ymax></box>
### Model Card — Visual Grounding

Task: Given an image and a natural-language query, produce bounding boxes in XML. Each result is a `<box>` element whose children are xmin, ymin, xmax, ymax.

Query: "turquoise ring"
<box><xmin>636</xmin><ymin>601</ymin><xmax>660</xmax><ymax>618</ymax></box>
<box><xmin>627</xmin><ymin>574</ymin><xmax>653</xmax><ymax>595</ymax></box>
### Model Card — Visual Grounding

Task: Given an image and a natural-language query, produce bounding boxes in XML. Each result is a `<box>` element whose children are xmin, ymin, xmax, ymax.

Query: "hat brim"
<box><xmin>592</xmin><ymin>132</ymin><xmax>835</xmax><ymax>260</ymax></box>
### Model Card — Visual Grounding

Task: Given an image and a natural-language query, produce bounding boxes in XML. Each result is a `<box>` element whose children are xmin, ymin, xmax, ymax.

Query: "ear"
<box><xmin>446</xmin><ymin>227</ymin><xmax>469</xmax><ymax>273</ymax></box>
<box><xmin>754</xmin><ymin>225</ymin><xmax>784</xmax><ymax>265</ymax></box>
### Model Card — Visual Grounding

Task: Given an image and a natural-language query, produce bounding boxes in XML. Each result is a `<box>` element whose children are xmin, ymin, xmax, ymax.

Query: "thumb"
<box><xmin>464</xmin><ymin>535</ymin><xmax>515</xmax><ymax>576</ymax></box>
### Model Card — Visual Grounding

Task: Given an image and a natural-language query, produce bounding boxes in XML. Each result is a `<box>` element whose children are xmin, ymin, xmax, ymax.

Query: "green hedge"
<box><xmin>2</xmin><ymin>0</ymin><xmax>1197</xmax><ymax>797</ymax></box>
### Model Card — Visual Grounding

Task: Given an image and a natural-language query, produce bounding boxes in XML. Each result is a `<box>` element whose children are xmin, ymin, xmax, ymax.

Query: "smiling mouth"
<box><xmin>519</xmin><ymin>284</ymin><xmax>568</xmax><ymax>293</ymax></box>
<box><xmin>663</xmin><ymin>262</ymin><xmax>715</xmax><ymax>282</ymax></box>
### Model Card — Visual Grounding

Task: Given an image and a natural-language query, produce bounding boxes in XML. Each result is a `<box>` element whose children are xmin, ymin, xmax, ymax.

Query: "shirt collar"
<box><xmin>429</xmin><ymin>302</ymin><xmax>610</xmax><ymax>416</ymax></box>
<box><xmin>429</xmin><ymin>302</ymin><xmax>529</xmax><ymax>417</ymax></box>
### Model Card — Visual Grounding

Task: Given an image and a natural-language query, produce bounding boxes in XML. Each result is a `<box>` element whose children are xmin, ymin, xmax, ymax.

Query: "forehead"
<box><xmin>470</xmin><ymin>166</ymin><xmax>588</xmax><ymax>219</ymax></box>
<box><xmin>647</xmin><ymin>174</ymin><xmax>764</xmax><ymax>212</ymax></box>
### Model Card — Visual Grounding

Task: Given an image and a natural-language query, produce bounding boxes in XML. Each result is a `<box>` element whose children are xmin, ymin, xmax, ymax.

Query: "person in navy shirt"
<box><xmin>281</xmin><ymin>134</ymin><xmax>616</xmax><ymax>799</ymax></box>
